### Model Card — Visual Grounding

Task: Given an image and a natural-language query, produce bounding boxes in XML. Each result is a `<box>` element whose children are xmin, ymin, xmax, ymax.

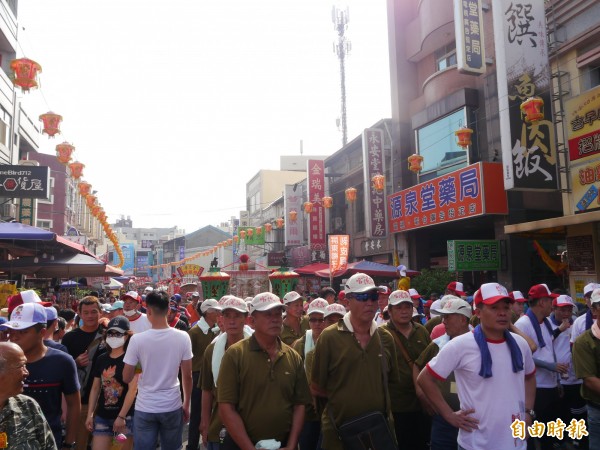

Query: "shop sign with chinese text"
<box><xmin>388</xmin><ymin>163</ymin><xmax>507</xmax><ymax>233</ymax></box>
<box><xmin>454</xmin><ymin>0</ymin><xmax>486</xmax><ymax>74</ymax></box>
<box><xmin>447</xmin><ymin>240</ymin><xmax>501</xmax><ymax>271</ymax></box>
<box><xmin>307</xmin><ymin>159</ymin><xmax>326</xmax><ymax>251</ymax></box>
<box><xmin>0</xmin><ymin>165</ymin><xmax>50</xmax><ymax>199</ymax></box>
<box><xmin>493</xmin><ymin>0</ymin><xmax>558</xmax><ymax>190</ymax></box>
<box><xmin>284</xmin><ymin>184</ymin><xmax>303</xmax><ymax>246</ymax></box>
<box><xmin>362</xmin><ymin>128</ymin><xmax>387</xmax><ymax>238</ymax></box>
<box><xmin>329</xmin><ymin>235</ymin><xmax>349</xmax><ymax>275</ymax></box>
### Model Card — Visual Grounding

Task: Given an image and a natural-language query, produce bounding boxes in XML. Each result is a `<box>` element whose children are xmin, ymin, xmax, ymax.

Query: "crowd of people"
<box><xmin>0</xmin><ymin>274</ymin><xmax>598</xmax><ymax>450</ymax></box>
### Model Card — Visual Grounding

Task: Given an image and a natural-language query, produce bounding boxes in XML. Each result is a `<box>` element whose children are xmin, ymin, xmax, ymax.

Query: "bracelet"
<box><xmin>117</xmin><ymin>416</ymin><xmax>126</xmax><ymax>421</ymax></box>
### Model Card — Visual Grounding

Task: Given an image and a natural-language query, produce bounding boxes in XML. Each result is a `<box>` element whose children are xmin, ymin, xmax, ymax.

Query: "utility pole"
<box><xmin>332</xmin><ymin>6</ymin><xmax>350</xmax><ymax>146</ymax></box>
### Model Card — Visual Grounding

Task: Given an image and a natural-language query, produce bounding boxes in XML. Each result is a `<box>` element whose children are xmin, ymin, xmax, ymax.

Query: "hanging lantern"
<box><xmin>39</xmin><ymin>112</ymin><xmax>62</xmax><ymax>137</ymax></box>
<box><xmin>233</xmin><ymin>235</ymin><xmax>239</xmax><ymax>243</ymax></box>
<box><xmin>10</xmin><ymin>58</ymin><xmax>42</xmax><ymax>92</ymax></box>
<box><xmin>322</xmin><ymin>196</ymin><xmax>333</xmax><ymax>209</ymax></box>
<box><xmin>276</xmin><ymin>217</ymin><xmax>285</xmax><ymax>228</ymax></box>
<box><xmin>303</xmin><ymin>201</ymin><xmax>314</xmax><ymax>214</ymax></box>
<box><xmin>455</xmin><ymin>127</ymin><xmax>473</xmax><ymax>148</ymax></box>
<box><xmin>289</xmin><ymin>210</ymin><xmax>298</xmax><ymax>222</ymax></box>
<box><xmin>68</xmin><ymin>161</ymin><xmax>85</xmax><ymax>179</ymax></box>
<box><xmin>85</xmin><ymin>195</ymin><xmax>96</xmax><ymax>208</ymax></box>
<box><xmin>78</xmin><ymin>181</ymin><xmax>91</xmax><ymax>196</ymax></box>
<box><xmin>246</xmin><ymin>228</ymin><xmax>254</xmax><ymax>237</ymax></box>
<box><xmin>408</xmin><ymin>154</ymin><xmax>424</xmax><ymax>173</ymax></box>
<box><xmin>345</xmin><ymin>187</ymin><xmax>357</xmax><ymax>203</ymax></box>
<box><xmin>56</xmin><ymin>142</ymin><xmax>75</xmax><ymax>165</ymax></box>
<box><xmin>240</xmin><ymin>230</ymin><xmax>246</xmax><ymax>239</ymax></box>
<box><xmin>226</xmin><ymin>238</ymin><xmax>233</xmax><ymax>246</ymax></box>
<box><xmin>520</xmin><ymin>96</ymin><xmax>544</xmax><ymax>123</ymax></box>
<box><xmin>256</xmin><ymin>226</ymin><xmax>263</xmax><ymax>235</ymax></box>
<box><xmin>91</xmin><ymin>205</ymin><xmax>101</xmax><ymax>216</ymax></box>
<box><xmin>372</xmin><ymin>174</ymin><xmax>385</xmax><ymax>192</ymax></box>
<box><xmin>265</xmin><ymin>223</ymin><xmax>273</xmax><ymax>232</ymax></box>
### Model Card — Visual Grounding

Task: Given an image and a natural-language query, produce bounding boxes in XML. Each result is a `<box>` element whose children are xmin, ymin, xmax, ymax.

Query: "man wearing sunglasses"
<box><xmin>311</xmin><ymin>273</ymin><xmax>401</xmax><ymax>450</ymax></box>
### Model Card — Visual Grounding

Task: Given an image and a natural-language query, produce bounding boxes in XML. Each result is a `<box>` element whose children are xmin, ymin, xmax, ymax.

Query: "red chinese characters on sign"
<box><xmin>388</xmin><ymin>163</ymin><xmax>507</xmax><ymax>232</ymax></box>
<box><xmin>308</xmin><ymin>159</ymin><xmax>326</xmax><ymax>251</ymax></box>
<box><xmin>363</xmin><ymin>128</ymin><xmax>387</xmax><ymax>238</ymax></box>
<box><xmin>329</xmin><ymin>235</ymin><xmax>349</xmax><ymax>275</ymax></box>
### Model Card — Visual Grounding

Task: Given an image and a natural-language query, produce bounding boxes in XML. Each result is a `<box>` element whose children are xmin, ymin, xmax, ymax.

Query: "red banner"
<box><xmin>328</xmin><ymin>235</ymin><xmax>350</xmax><ymax>275</ymax></box>
<box><xmin>308</xmin><ymin>159</ymin><xmax>326</xmax><ymax>251</ymax></box>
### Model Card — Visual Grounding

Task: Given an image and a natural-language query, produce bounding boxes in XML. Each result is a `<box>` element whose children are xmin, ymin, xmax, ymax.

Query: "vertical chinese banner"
<box><xmin>284</xmin><ymin>184</ymin><xmax>303</xmax><ymax>246</ymax></box>
<box><xmin>329</xmin><ymin>235</ymin><xmax>350</xmax><ymax>275</ymax></box>
<box><xmin>307</xmin><ymin>160</ymin><xmax>326</xmax><ymax>256</ymax></box>
<box><xmin>454</xmin><ymin>0</ymin><xmax>486</xmax><ymax>74</ymax></box>
<box><xmin>362</xmin><ymin>128</ymin><xmax>387</xmax><ymax>238</ymax></box>
<box><xmin>493</xmin><ymin>0</ymin><xmax>558</xmax><ymax>190</ymax></box>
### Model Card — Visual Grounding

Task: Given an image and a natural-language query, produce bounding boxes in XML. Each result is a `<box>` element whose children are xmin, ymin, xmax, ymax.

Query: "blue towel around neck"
<box><xmin>473</xmin><ymin>325</ymin><xmax>524</xmax><ymax>378</ymax></box>
<box><xmin>526</xmin><ymin>308</ymin><xmax>553</xmax><ymax>348</ymax></box>
<box><xmin>586</xmin><ymin>309</ymin><xmax>594</xmax><ymax>331</ymax></box>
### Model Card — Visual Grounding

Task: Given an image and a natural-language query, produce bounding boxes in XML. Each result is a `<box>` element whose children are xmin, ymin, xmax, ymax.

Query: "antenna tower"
<box><xmin>332</xmin><ymin>6</ymin><xmax>350</xmax><ymax>146</ymax></box>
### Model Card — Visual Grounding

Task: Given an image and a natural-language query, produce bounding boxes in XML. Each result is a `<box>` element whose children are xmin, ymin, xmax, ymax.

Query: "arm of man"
<box><xmin>200</xmin><ymin>389</ymin><xmax>213</xmax><ymax>445</ymax></box>
<box><xmin>524</xmin><ymin>372</ymin><xmax>536</xmax><ymax>428</ymax></box>
<box><xmin>509</xmin><ymin>323</ymin><xmax>538</xmax><ymax>353</ymax></box>
<box><xmin>180</xmin><ymin>358</ymin><xmax>193</xmax><ymax>423</ymax></box>
<box><xmin>64</xmin><ymin>391</ymin><xmax>82</xmax><ymax>444</ymax></box>
<box><xmin>219</xmin><ymin>403</ymin><xmax>255</xmax><ymax>450</ymax></box>
<box><xmin>122</xmin><ymin>363</ymin><xmax>136</xmax><ymax>384</ymax></box>
<box><xmin>282</xmin><ymin>404</ymin><xmax>305</xmax><ymax>450</ymax></box>
<box><xmin>412</xmin><ymin>362</ymin><xmax>436</xmax><ymax>415</ymax></box>
<box><xmin>583</xmin><ymin>376</ymin><xmax>600</xmax><ymax>395</ymax></box>
<box><xmin>417</xmin><ymin>367</ymin><xmax>478</xmax><ymax>432</ymax></box>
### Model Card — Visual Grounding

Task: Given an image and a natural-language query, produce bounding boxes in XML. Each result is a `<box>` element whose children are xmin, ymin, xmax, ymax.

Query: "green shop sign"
<box><xmin>447</xmin><ymin>240</ymin><xmax>501</xmax><ymax>272</ymax></box>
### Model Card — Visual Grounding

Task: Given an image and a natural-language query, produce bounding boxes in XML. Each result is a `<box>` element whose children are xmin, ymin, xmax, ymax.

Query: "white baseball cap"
<box><xmin>307</xmin><ymin>298</ymin><xmax>328</xmax><ymax>315</ymax></box>
<box><xmin>221</xmin><ymin>296</ymin><xmax>249</xmax><ymax>314</ymax></box>
<box><xmin>122</xmin><ymin>291</ymin><xmax>141</xmax><ymax>303</ymax></box>
<box><xmin>509</xmin><ymin>291</ymin><xmax>526</xmax><ymax>302</ymax></box>
<box><xmin>584</xmin><ymin>283</ymin><xmax>600</xmax><ymax>297</ymax></box>
<box><xmin>250</xmin><ymin>292</ymin><xmax>284</xmax><ymax>313</ymax></box>
<box><xmin>388</xmin><ymin>290</ymin><xmax>413</xmax><ymax>306</ymax></box>
<box><xmin>437</xmin><ymin>296</ymin><xmax>472</xmax><ymax>319</ymax></box>
<box><xmin>408</xmin><ymin>288</ymin><xmax>420</xmax><ymax>299</ymax></box>
<box><xmin>282</xmin><ymin>291</ymin><xmax>303</xmax><ymax>305</ymax></box>
<box><xmin>553</xmin><ymin>295</ymin><xmax>575</xmax><ymax>307</ymax></box>
<box><xmin>200</xmin><ymin>299</ymin><xmax>221</xmax><ymax>313</ymax></box>
<box><xmin>475</xmin><ymin>283</ymin><xmax>513</xmax><ymax>305</ymax></box>
<box><xmin>343</xmin><ymin>273</ymin><xmax>385</xmax><ymax>294</ymax></box>
<box><xmin>429</xmin><ymin>299</ymin><xmax>443</xmax><ymax>317</ymax></box>
<box><xmin>589</xmin><ymin>289</ymin><xmax>600</xmax><ymax>305</ymax></box>
<box><xmin>4</xmin><ymin>303</ymin><xmax>47</xmax><ymax>330</ymax></box>
<box><xmin>324</xmin><ymin>303</ymin><xmax>346</xmax><ymax>318</ymax></box>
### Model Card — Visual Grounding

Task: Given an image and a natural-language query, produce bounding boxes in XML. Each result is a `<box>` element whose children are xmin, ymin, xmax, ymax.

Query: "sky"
<box><xmin>17</xmin><ymin>0</ymin><xmax>392</xmax><ymax>234</ymax></box>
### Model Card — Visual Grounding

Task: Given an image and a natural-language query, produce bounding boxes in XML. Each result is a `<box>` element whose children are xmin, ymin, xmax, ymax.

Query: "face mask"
<box><xmin>106</xmin><ymin>337</ymin><xmax>126</xmax><ymax>349</ymax></box>
<box><xmin>123</xmin><ymin>309</ymin><xmax>137</xmax><ymax>317</ymax></box>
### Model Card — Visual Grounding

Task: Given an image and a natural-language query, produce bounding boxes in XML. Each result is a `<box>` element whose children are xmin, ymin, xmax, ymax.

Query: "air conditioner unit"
<box><xmin>1</xmin><ymin>203</ymin><xmax>16</xmax><ymax>219</ymax></box>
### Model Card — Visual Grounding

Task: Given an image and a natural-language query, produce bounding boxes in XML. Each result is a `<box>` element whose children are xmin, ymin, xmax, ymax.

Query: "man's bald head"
<box><xmin>0</xmin><ymin>342</ymin><xmax>24</xmax><ymax>372</ymax></box>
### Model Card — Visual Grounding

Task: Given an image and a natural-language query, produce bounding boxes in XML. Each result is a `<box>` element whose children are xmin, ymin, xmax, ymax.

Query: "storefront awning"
<box><xmin>504</xmin><ymin>211</ymin><xmax>600</xmax><ymax>237</ymax></box>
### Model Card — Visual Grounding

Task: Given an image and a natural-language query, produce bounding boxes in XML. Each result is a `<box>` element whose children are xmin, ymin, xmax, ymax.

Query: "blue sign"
<box><xmin>120</xmin><ymin>244</ymin><xmax>135</xmax><ymax>274</ymax></box>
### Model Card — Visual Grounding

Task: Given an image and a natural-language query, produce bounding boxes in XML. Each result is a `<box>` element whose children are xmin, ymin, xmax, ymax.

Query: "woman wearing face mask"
<box><xmin>85</xmin><ymin>316</ymin><xmax>138</xmax><ymax>450</ymax></box>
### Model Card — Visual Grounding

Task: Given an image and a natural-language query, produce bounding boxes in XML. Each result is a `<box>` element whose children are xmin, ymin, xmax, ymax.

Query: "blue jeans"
<box><xmin>430</xmin><ymin>414</ymin><xmax>458</xmax><ymax>450</ymax></box>
<box><xmin>207</xmin><ymin>443</ymin><xmax>220</xmax><ymax>450</ymax></box>
<box><xmin>588</xmin><ymin>403</ymin><xmax>600</xmax><ymax>450</ymax></box>
<box><xmin>133</xmin><ymin>408</ymin><xmax>183</xmax><ymax>450</ymax></box>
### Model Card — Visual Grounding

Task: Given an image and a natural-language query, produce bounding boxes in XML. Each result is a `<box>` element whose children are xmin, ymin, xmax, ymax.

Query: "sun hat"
<box><xmin>388</xmin><ymin>290</ymin><xmax>413</xmax><ymax>306</ymax></box>
<box><xmin>221</xmin><ymin>296</ymin><xmax>249</xmax><ymax>314</ymax></box>
<box><xmin>437</xmin><ymin>296</ymin><xmax>472</xmax><ymax>318</ymax></box>
<box><xmin>343</xmin><ymin>273</ymin><xmax>385</xmax><ymax>294</ymax></box>
<box><xmin>282</xmin><ymin>291</ymin><xmax>303</xmax><ymax>305</ymax></box>
<box><xmin>250</xmin><ymin>292</ymin><xmax>284</xmax><ymax>313</ymax></box>
<box><xmin>307</xmin><ymin>298</ymin><xmax>329</xmax><ymax>315</ymax></box>
<box><xmin>200</xmin><ymin>299</ymin><xmax>221</xmax><ymax>313</ymax></box>
<box><xmin>324</xmin><ymin>303</ymin><xmax>346</xmax><ymax>318</ymax></box>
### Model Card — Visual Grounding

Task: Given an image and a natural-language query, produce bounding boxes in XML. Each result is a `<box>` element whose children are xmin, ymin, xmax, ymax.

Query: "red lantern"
<box><xmin>372</xmin><ymin>174</ymin><xmax>385</xmax><ymax>192</ymax></box>
<box><xmin>289</xmin><ymin>210</ymin><xmax>298</xmax><ymax>222</ymax></box>
<box><xmin>455</xmin><ymin>127</ymin><xmax>473</xmax><ymax>148</ymax></box>
<box><xmin>345</xmin><ymin>187</ymin><xmax>357</xmax><ymax>203</ymax></box>
<box><xmin>520</xmin><ymin>96</ymin><xmax>544</xmax><ymax>123</ymax></box>
<box><xmin>56</xmin><ymin>142</ymin><xmax>75</xmax><ymax>165</ymax></box>
<box><xmin>265</xmin><ymin>223</ymin><xmax>273</xmax><ymax>232</ymax></box>
<box><xmin>408</xmin><ymin>154</ymin><xmax>424</xmax><ymax>173</ymax></box>
<box><xmin>39</xmin><ymin>112</ymin><xmax>62</xmax><ymax>137</ymax></box>
<box><xmin>78</xmin><ymin>181</ymin><xmax>91</xmax><ymax>196</ymax></box>
<box><xmin>256</xmin><ymin>226</ymin><xmax>262</xmax><ymax>235</ymax></box>
<box><xmin>303</xmin><ymin>201</ymin><xmax>314</xmax><ymax>214</ymax></box>
<box><xmin>91</xmin><ymin>205</ymin><xmax>101</xmax><ymax>216</ymax></box>
<box><xmin>322</xmin><ymin>196</ymin><xmax>333</xmax><ymax>209</ymax></box>
<box><xmin>10</xmin><ymin>58</ymin><xmax>42</xmax><ymax>92</ymax></box>
<box><xmin>69</xmin><ymin>161</ymin><xmax>85</xmax><ymax>179</ymax></box>
<box><xmin>227</xmin><ymin>238</ymin><xmax>233</xmax><ymax>245</ymax></box>
<box><xmin>240</xmin><ymin>230</ymin><xmax>246</xmax><ymax>239</ymax></box>
<box><xmin>276</xmin><ymin>217</ymin><xmax>285</xmax><ymax>228</ymax></box>
<box><xmin>246</xmin><ymin>228</ymin><xmax>254</xmax><ymax>237</ymax></box>
<box><xmin>85</xmin><ymin>195</ymin><xmax>96</xmax><ymax>208</ymax></box>
<box><xmin>233</xmin><ymin>235</ymin><xmax>239</xmax><ymax>243</ymax></box>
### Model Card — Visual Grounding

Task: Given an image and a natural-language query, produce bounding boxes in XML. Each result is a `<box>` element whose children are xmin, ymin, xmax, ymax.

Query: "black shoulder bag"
<box><xmin>328</xmin><ymin>330</ymin><xmax>399</xmax><ymax>450</ymax></box>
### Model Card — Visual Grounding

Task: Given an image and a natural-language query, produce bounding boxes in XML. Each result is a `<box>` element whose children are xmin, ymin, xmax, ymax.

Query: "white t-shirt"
<box><xmin>427</xmin><ymin>331</ymin><xmax>535</xmax><ymax>450</ymax></box>
<box><xmin>515</xmin><ymin>315</ymin><xmax>557</xmax><ymax>388</ymax></box>
<box><xmin>128</xmin><ymin>313</ymin><xmax>151</xmax><ymax>334</ymax></box>
<box><xmin>124</xmin><ymin>327</ymin><xmax>193</xmax><ymax>413</ymax></box>
<box><xmin>570</xmin><ymin>313</ymin><xmax>588</xmax><ymax>344</ymax></box>
<box><xmin>549</xmin><ymin>317</ymin><xmax>580</xmax><ymax>385</ymax></box>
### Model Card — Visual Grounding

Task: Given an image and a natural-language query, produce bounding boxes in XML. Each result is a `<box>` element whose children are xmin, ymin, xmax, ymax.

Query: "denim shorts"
<box><xmin>93</xmin><ymin>414</ymin><xmax>134</xmax><ymax>437</ymax></box>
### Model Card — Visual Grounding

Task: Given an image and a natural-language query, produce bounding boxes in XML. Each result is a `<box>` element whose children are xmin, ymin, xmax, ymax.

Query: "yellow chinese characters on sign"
<box><xmin>511</xmin><ymin>418</ymin><xmax>588</xmax><ymax>440</ymax></box>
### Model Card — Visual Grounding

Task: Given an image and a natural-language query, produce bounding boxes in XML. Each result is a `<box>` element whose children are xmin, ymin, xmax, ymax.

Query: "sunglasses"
<box><xmin>107</xmin><ymin>331</ymin><xmax>125</xmax><ymax>338</ymax></box>
<box><xmin>309</xmin><ymin>318</ymin><xmax>326</xmax><ymax>324</ymax></box>
<box><xmin>347</xmin><ymin>290</ymin><xmax>379</xmax><ymax>302</ymax></box>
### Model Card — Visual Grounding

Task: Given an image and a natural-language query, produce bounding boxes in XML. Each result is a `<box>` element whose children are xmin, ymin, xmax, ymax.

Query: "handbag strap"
<box><xmin>327</xmin><ymin>329</ymin><xmax>390</xmax><ymax>434</ymax></box>
<box><xmin>390</xmin><ymin>328</ymin><xmax>414</xmax><ymax>368</ymax></box>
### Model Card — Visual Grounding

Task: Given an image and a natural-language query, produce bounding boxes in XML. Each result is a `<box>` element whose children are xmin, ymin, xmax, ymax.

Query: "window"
<box><xmin>582</xmin><ymin>64</ymin><xmax>600</xmax><ymax>91</ymax></box>
<box><xmin>416</xmin><ymin>109</ymin><xmax>469</xmax><ymax>181</ymax></box>
<box><xmin>435</xmin><ymin>42</ymin><xmax>457</xmax><ymax>72</ymax></box>
<box><xmin>37</xmin><ymin>219</ymin><xmax>52</xmax><ymax>230</ymax></box>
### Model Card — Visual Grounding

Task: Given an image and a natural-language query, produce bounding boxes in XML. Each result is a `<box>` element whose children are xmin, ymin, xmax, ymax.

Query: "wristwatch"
<box><xmin>525</xmin><ymin>409</ymin><xmax>536</xmax><ymax>419</ymax></box>
<box><xmin>62</xmin><ymin>443</ymin><xmax>76</xmax><ymax>449</ymax></box>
